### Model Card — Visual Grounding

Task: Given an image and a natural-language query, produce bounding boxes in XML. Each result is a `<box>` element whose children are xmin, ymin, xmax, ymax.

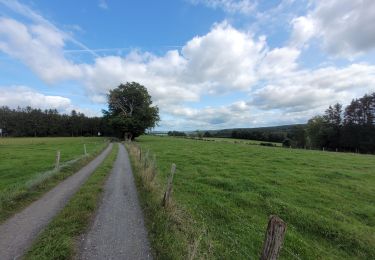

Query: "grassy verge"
<box><xmin>132</xmin><ymin>135</ymin><xmax>375</xmax><ymax>259</ymax></box>
<box><xmin>0</xmin><ymin>140</ymin><xmax>109</xmax><ymax>223</ymax></box>
<box><xmin>24</xmin><ymin>143</ymin><xmax>118</xmax><ymax>260</ymax></box>
<box><xmin>126</xmin><ymin>142</ymin><xmax>213</xmax><ymax>259</ymax></box>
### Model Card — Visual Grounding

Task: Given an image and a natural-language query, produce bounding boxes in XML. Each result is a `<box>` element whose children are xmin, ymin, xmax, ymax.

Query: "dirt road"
<box><xmin>80</xmin><ymin>144</ymin><xmax>152</xmax><ymax>260</ymax></box>
<box><xmin>0</xmin><ymin>144</ymin><xmax>113</xmax><ymax>260</ymax></box>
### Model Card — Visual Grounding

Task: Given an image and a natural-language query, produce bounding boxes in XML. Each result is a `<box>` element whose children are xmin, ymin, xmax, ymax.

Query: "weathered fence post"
<box><xmin>260</xmin><ymin>215</ymin><xmax>287</xmax><ymax>260</ymax></box>
<box><xmin>162</xmin><ymin>163</ymin><xmax>176</xmax><ymax>208</ymax></box>
<box><xmin>84</xmin><ymin>144</ymin><xmax>87</xmax><ymax>155</ymax></box>
<box><xmin>139</xmin><ymin>147</ymin><xmax>142</xmax><ymax>161</ymax></box>
<box><xmin>55</xmin><ymin>151</ymin><xmax>61</xmax><ymax>169</ymax></box>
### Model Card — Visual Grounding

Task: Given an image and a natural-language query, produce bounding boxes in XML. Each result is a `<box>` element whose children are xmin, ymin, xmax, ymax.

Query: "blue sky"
<box><xmin>1</xmin><ymin>0</ymin><xmax>375</xmax><ymax>130</ymax></box>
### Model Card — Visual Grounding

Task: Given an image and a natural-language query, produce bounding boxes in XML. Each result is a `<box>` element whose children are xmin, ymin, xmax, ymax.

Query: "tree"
<box><xmin>104</xmin><ymin>82</ymin><xmax>160</xmax><ymax>140</ymax></box>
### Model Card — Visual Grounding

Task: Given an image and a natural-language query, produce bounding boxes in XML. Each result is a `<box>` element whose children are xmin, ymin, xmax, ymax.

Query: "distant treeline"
<box><xmin>302</xmin><ymin>92</ymin><xmax>375</xmax><ymax>153</ymax></box>
<box><xmin>0</xmin><ymin>106</ymin><xmax>114</xmax><ymax>137</ymax></box>
<box><xmin>168</xmin><ymin>93</ymin><xmax>375</xmax><ymax>153</ymax></box>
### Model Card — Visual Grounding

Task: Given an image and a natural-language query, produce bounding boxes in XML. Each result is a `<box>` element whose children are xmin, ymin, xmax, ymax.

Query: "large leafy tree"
<box><xmin>104</xmin><ymin>82</ymin><xmax>160</xmax><ymax>139</ymax></box>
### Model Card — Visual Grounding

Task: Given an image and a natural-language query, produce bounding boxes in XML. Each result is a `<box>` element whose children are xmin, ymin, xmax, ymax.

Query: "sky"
<box><xmin>0</xmin><ymin>0</ymin><xmax>375</xmax><ymax>131</ymax></box>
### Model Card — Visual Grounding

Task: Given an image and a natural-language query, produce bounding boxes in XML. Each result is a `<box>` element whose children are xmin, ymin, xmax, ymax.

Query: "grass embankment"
<box><xmin>131</xmin><ymin>135</ymin><xmax>375</xmax><ymax>259</ymax></box>
<box><xmin>0</xmin><ymin>137</ymin><xmax>107</xmax><ymax>222</ymax></box>
<box><xmin>25</xmin><ymin>143</ymin><xmax>118</xmax><ymax>260</ymax></box>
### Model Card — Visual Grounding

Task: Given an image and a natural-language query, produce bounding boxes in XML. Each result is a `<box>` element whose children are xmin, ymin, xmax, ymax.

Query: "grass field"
<box><xmin>0</xmin><ymin>137</ymin><xmax>105</xmax><ymax>190</ymax></box>
<box><xmin>134</xmin><ymin>135</ymin><xmax>375</xmax><ymax>259</ymax></box>
<box><xmin>0</xmin><ymin>137</ymin><xmax>107</xmax><ymax>222</ymax></box>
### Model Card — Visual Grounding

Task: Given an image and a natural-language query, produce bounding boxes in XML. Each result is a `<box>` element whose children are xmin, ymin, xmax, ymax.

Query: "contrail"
<box><xmin>0</xmin><ymin>0</ymin><xmax>99</xmax><ymax>57</ymax></box>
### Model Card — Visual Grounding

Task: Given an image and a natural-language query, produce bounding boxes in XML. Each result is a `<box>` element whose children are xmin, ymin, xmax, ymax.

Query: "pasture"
<box><xmin>0</xmin><ymin>137</ymin><xmax>106</xmax><ymax>221</ymax></box>
<box><xmin>0</xmin><ymin>137</ymin><xmax>106</xmax><ymax>190</ymax></box>
<box><xmin>135</xmin><ymin>135</ymin><xmax>375</xmax><ymax>259</ymax></box>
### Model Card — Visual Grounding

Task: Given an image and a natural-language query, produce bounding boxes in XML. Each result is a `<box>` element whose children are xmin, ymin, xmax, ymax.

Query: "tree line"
<box><xmin>0</xmin><ymin>106</ymin><xmax>113</xmax><ymax>137</ymax></box>
<box><xmin>0</xmin><ymin>82</ymin><xmax>160</xmax><ymax>139</ymax></box>
<box><xmin>302</xmin><ymin>92</ymin><xmax>375</xmax><ymax>153</ymax></box>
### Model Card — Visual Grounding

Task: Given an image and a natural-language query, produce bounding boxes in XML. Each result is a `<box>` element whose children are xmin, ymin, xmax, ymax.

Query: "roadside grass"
<box><xmin>24</xmin><ymin>143</ymin><xmax>118</xmax><ymax>260</ymax></box>
<box><xmin>133</xmin><ymin>135</ymin><xmax>375</xmax><ymax>259</ymax></box>
<box><xmin>126</xmin><ymin>143</ymin><xmax>213</xmax><ymax>259</ymax></box>
<box><xmin>0</xmin><ymin>137</ymin><xmax>107</xmax><ymax>223</ymax></box>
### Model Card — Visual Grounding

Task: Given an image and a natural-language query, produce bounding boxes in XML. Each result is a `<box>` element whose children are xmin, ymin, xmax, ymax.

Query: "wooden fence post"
<box><xmin>84</xmin><ymin>144</ymin><xmax>87</xmax><ymax>155</ymax></box>
<box><xmin>260</xmin><ymin>215</ymin><xmax>287</xmax><ymax>260</ymax></box>
<box><xmin>162</xmin><ymin>163</ymin><xmax>176</xmax><ymax>208</ymax></box>
<box><xmin>139</xmin><ymin>147</ymin><xmax>142</xmax><ymax>161</ymax></box>
<box><xmin>55</xmin><ymin>151</ymin><xmax>61</xmax><ymax>169</ymax></box>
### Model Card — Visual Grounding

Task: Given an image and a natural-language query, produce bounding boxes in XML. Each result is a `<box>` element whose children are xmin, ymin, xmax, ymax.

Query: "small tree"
<box><xmin>104</xmin><ymin>82</ymin><xmax>160</xmax><ymax>140</ymax></box>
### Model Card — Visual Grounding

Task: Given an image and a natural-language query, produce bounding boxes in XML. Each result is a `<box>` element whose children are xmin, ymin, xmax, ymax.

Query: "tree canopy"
<box><xmin>104</xmin><ymin>82</ymin><xmax>160</xmax><ymax>139</ymax></box>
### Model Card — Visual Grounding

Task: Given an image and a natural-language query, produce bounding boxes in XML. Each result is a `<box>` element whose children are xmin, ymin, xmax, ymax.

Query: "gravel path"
<box><xmin>0</xmin><ymin>143</ymin><xmax>113</xmax><ymax>260</ymax></box>
<box><xmin>80</xmin><ymin>143</ymin><xmax>152</xmax><ymax>260</ymax></box>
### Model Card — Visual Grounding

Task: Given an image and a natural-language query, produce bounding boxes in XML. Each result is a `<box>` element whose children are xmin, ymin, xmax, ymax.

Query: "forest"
<box><xmin>0</xmin><ymin>106</ymin><xmax>113</xmax><ymax>137</ymax></box>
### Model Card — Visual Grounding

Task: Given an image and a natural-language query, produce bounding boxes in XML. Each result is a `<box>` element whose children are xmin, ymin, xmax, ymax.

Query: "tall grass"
<box><xmin>126</xmin><ymin>143</ymin><xmax>214</xmax><ymax>259</ymax></box>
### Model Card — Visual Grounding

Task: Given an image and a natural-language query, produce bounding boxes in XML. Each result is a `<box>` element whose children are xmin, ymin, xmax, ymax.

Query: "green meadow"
<box><xmin>0</xmin><ymin>137</ymin><xmax>106</xmax><ymax>221</ymax></box>
<box><xmin>135</xmin><ymin>135</ymin><xmax>375</xmax><ymax>259</ymax></box>
<box><xmin>0</xmin><ymin>137</ymin><xmax>105</xmax><ymax>190</ymax></box>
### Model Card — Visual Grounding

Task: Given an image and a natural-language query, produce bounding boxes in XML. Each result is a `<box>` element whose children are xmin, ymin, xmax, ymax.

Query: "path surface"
<box><xmin>80</xmin><ymin>144</ymin><xmax>152</xmax><ymax>260</ymax></box>
<box><xmin>0</xmin><ymin>143</ymin><xmax>113</xmax><ymax>260</ymax></box>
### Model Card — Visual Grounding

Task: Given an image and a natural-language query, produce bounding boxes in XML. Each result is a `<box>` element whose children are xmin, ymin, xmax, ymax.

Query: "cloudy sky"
<box><xmin>0</xmin><ymin>0</ymin><xmax>375</xmax><ymax>130</ymax></box>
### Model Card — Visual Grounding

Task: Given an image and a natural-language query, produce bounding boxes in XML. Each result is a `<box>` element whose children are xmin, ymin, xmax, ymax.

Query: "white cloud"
<box><xmin>1</xmin><ymin>0</ymin><xmax>375</xmax><ymax>129</ymax></box>
<box><xmin>189</xmin><ymin>0</ymin><xmax>256</xmax><ymax>14</ymax></box>
<box><xmin>0</xmin><ymin>86</ymin><xmax>72</xmax><ymax>110</ymax></box>
<box><xmin>290</xmin><ymin>16</ymin><xmax>315</xmax><ymax>47</ymax></box>
<box><xmin>252</xmin><ymin>64</ymin><xmax>375</xmax><ymax>111</ymax></box>
<box><xmin>0</xmin><ymin>18</ymin><xmax>82</xmax><ymax>83</ymax></box>
<box><xmin>162</xmin><ymin>100</ymin><xmax>253</xmax><ymax>129</ymax></box>
<box><xmin>182</xmin><ymin>22</ymin><xmax>266</xmax><ymax>92</ymax></box>
<box><xmin>291</xmin><ymin>0</ymin><xmax>375</xmax><ymax>57</ymax></box>
<box><xmin>258</xmin><ymin>47</ymin><xmax>300</xmax><ymax>78</ymax></box>
<box><xmin>0</xmin><ymin>86</ymin><xmax>100</xmax><ymax>117</ymax></box>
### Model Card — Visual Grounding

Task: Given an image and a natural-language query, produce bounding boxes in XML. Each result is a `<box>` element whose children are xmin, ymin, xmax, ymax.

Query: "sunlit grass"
<box><xmin>135</xmin><ymin>135</ymin><xmax>375</xmax><ymax>259</ymax></box>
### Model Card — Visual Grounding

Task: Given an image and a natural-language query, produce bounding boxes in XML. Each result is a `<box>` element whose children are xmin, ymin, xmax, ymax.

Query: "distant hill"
<box><xmin>167</xmin><ymin>124</ymin><xmax>306</xmax><ymax>143</ymax></box>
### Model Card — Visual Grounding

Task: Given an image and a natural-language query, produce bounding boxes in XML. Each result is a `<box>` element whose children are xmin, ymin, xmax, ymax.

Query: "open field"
<box><xmin>134</xmin><ymin>135</ymin><xmax>375</xmax><ymax>259</ymax></box>
<box><xmin>0</xmin><ymin>137</ymin><xmax>106</xmax><ymax>190</ymax></box>
<box><xmin>0</xmin><ymin>137</ymin><xmax>107</xmax><ymax>222</ymax></box>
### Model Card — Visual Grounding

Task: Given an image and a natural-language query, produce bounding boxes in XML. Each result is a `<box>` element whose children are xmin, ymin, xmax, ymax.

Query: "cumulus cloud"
<box><xmin>252</xmin><ymin>64</ymin><xmax>375</xmax><ymax>111</ymax></box>
<box><xmin>1</xmin><ymin>0</ymin><xmax>375</xmax><ymax>129</ymax></box>
<box><xmin>291</xmin><ymin>0</ymin><xmax>375</xmax><ymax>57</ymax></box>
<box><xmin>162</xmin><ymin>100</ymin><xmax>253</xmax><ymax>129</ymax></box>
<box><xmin>189</xmin><ymin>0</ymin><xmax>256</xmax><ymax>14</ymax></box>
<box><xmin>0</xmin><ymin>86</ymin><xmax>101</xmax><ymax>116</ymax></box>
<box><xmin>0</xmin><ymin>86</ymin><xmax>72</xmax><ymax>110</ymax></box>
<box><xmin>290</xmin><ymin>16</ymin><xmax>315</xmax><ymax>47</ymax></box>
<box><xmin>0</xmin><ymin>18</ymin><xmax>82</xmax><ymax>83</ymax></box>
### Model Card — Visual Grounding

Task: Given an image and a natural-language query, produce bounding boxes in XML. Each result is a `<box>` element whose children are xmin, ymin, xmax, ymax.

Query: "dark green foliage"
<box><xmin>282</xmin><ymin>138</ymin><xmax>291</xmax><ymax>147</ymax></box>
<box><xmin>306</xmin><ymin>92</ymin><xmax>375</xmax><ymax>153</ymax></box>
<box><xmin>104</xmin><ymin>82</ymin><xmax>160</xmax><ymax>139</ymax></box>
<box><xmin>0</xmin><ymin>106</ymin><xmax>113</xmax><ymax>137</ymax></box>
<box><xmin>168</xmin><ymin>131</ymin><xmax>187</xmax><ymax>136</ymax></box>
